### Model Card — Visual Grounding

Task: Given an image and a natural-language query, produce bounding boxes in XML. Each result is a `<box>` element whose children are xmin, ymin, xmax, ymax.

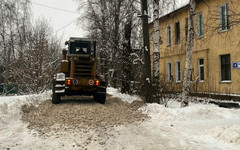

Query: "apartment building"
<box><xmin>150</xmin><ymin>0</ymin><xmax>240</xmax><ymax>95</ymax></box>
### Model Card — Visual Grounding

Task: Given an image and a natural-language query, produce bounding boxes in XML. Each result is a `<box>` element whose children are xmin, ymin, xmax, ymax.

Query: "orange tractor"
<box><xmin>52</xmin><ymin>37</ymin><xmax>106</xmax><ymax>104</ymax></box>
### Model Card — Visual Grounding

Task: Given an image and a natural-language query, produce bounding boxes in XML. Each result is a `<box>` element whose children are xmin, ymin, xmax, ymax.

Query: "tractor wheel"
<box><xmin>52</xmin><ymin>80</ymin><xmax>61</xmax><ymax>104</ymax></box>
<box><xmin>94</xmin><ymin>92</ymin><xmax>106</xmax><ymax>104</ymax></box>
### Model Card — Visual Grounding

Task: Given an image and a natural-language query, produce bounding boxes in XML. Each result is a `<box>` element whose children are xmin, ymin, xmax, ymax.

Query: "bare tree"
<box><xmin>0</xmin><ymin>0</ymin><xmax>31</xmax><ymax>95</ymax></box>
<box><xmin>181</xmin><ymin>0</ymin><xmax>196</xmax><ymax>107</ymax></box>
<box><xmin>152</xmin><ymin>0</ymin><xmax>161</xmax><ymax>80</ymax></box>
<box><xmin>77</xmin><ymin>0</ymin><xmax>143</xmax><ymax>93</ymax></box>
<box><xmin>152</xmin><ymin>0</ymin><xmax>161</xmax><ymax>103</ymax></box>
<box><xmin>13</xmin><ymin>18</ymin><xmax>61</xmax><ymax>93</ymax></box>
<box><xmin>0</xmin><ymin>0</ymin><xmax>61</xmax><ymax>94</ymax></box>
<box><xmin>121</xmin><ymin>1</ymin><xmax>136</xmax><ymax>94</ymax></box>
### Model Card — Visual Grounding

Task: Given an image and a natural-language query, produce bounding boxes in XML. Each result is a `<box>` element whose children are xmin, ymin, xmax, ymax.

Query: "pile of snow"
<box><xmin>107</xmin><ymin>87</ymin><xmax>142</xmax><ymax>103</ymax></box>
<box><xmin>139</xmin><ymin>101</ymin><xmax>240</xmax><ymax>149</ymax></box>
<box><xmin>207</xmin><ymin>125</ymin><xmax>240</xmax><ymax>146</ymax></box>
<box><xmin>140</xmin><ymin>102</ymin><xmax>240</xmax><ymax>121</ymax></box>
<box><xmin>0</xmin><ymin>91</ymin><xmax>51</xmax><ymax>149</ymax></box>
<box><xmin>108</xmin><ymin>87</ymin><xmax>240</xmax><ymax>149</ymax></box>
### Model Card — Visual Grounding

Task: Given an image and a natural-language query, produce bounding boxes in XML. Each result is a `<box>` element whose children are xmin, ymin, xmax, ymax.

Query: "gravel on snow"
<box><xmin>21</xmin><ymin>94</ymin><xmax>148</xmax><ymax>136</ymax></box>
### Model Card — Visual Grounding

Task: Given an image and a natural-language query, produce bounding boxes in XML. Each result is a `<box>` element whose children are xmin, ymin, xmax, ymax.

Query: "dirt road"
<box><xmin>21</xmin><ymin>94</ymin><xmax>147</xmax><ymax>136</ymax></box>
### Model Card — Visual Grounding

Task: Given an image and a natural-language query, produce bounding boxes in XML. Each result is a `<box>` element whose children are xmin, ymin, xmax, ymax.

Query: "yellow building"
<box><xmin>150</xmin><ymin>0</ymin><xmax>240</xmax><ymax>95</ymax></box>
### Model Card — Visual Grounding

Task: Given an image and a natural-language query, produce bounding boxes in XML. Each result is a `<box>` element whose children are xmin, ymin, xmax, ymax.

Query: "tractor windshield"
<box><xmin>70</xmin><ymin>41</ymin><xmax>91</xmax><ymax>55</ymax></box>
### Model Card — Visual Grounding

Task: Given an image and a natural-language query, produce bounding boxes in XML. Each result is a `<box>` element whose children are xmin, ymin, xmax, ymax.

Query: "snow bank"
<box><xmin>0</xmin><ymin>91</ymin><xmax>51</xmax><ymax>127</ymax></box>
<box><xmin>140</xmin><ymin>102</ymin><xmax>240</xmax><ymax>121</ymax></box>
<box><xmin>107</xmin><ymin>87</ymin><xmax>142</xmax><ymax>103</ymax></box>
<box><xmin>0</xmin><ymin>91</ymin><xmax>51</xmax><ymax>149</ymax></box>
<box><xmin>207</xmin><ymin>125</ymin><xmax>240</xmax><ymax>146</ymax></box>
<box><xmin>139</xmin><ymin>102</ymin><xmax>240</xmax><ymax>149</ymax></box>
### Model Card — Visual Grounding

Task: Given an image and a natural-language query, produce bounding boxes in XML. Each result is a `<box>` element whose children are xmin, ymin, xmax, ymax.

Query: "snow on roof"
<box><xmin>149</xmin><ymin>0</ymin><xmax>189</xmax><ymax>23</ymax></box>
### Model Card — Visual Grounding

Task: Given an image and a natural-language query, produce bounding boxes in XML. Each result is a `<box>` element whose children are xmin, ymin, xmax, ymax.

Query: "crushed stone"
<box><xmin>21</xmin><ymin>94</ymin><xmax>148</xmax><ymax>136</ymax></box>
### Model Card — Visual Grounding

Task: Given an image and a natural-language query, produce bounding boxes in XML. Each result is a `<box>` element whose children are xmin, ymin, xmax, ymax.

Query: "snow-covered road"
<box><xmin>0</xmin><ymin>88</ymin><xmax>240</xmax><ymax>150</ymax></box>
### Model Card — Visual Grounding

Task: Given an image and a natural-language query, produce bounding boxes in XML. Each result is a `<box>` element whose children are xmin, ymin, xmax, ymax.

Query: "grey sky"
<box><xmin>31</xmin><ymin>0</ymin><xmax>189</xmax><ymax>46</ymax></box>
<box><xmin>31</xmin><ymin>0</ymin><xmax>86</xmax><ymax>46</ymax></box>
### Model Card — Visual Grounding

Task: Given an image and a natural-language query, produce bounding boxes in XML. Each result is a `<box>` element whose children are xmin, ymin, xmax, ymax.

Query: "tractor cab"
<box><xmin>66</xmin><ymin>37</ymin><xmax>96</xmax><ymax>56</ymax></box>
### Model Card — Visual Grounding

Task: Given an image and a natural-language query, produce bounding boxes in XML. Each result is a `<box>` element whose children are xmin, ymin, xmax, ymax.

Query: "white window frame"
<box><xmin>167</xmin><ymin>62</ymin><xmax>172</xmax><ymax>82</ymax></box>
<box><xmin>196</xmin><ymin>12</ymin><xmax>204</xmax><ymax>38</ymax></box>
<box><xmin>175</xmin><ymin>61</ymin><xmax>181</xmax><ymax>82</ymax></box>
<box><xmin>198</xmin><ymin>58</ymin><xmax>204</xmax><ymax>82</ymax></box>
<box><xmin>218</xmin><ymin>2</ymin><xmax>230</xmax><ymax>32</ymax></box>
<box><xmin>166</xmin><ymin>25</ymin><xmax>171</xmax><ymax>46</ymax></box>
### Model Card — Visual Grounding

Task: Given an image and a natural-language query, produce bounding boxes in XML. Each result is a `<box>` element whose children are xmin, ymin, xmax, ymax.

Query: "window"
<box><xmin>167</xmin><ymin>62</ymin><xmax>172</xmax><ymax>82</ymax></box>
<box><xmin>70</xmin><ymin>42</ymin><xmax>91</xmax><ymax>54</ymax></box>
<box><xmin>185</xmin><ymin>18</ymin><xmax>188</xmax><ymax>41</ymax></box>
<box><xmin>198</xmin><ymin>58</ymin><xmax>204</xmax><ymax>81</ymax></box>
<box><xmin>220</xmin><ymin>54</ymin><xmax>231</xmax><ymax>81</ymax></box>
<box><xmin>175</xmin><ymin>22</ymin><xmax>180</xmax><ymax>44</ymax></box>
<box><xmin>167</xmin><ymin>25</ymin><xmax>171</xmax><ymax>46</ymax></box>
<box><xmin>218</xmin><ymin>3</ymin><xmax>230</xmax><ymax>31</ymax></box>
<box><xmin>176</xmin><ymin>61</ymin><xmax>181</xmax><ymax>82</ymax></box>
<box><xmin>197</xmin><ymin>12</ymin><xmax>204</xmax><ymax>37</ymax></box>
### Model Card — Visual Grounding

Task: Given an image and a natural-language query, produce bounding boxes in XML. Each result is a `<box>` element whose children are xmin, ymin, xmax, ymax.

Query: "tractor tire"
<box><xmin>52</xmin><ymin>92</ymin><xmax>61</xmax><ymax>104</ymax></box>
<box><xmin>94</xmin><ymin>92</ymin><xmax>106</xmax><ymax>104</ymax></box>
<box><xmin>52</xmin><ymin>79</ymin><xmax>61</xmax><ymax>104</ymax></box>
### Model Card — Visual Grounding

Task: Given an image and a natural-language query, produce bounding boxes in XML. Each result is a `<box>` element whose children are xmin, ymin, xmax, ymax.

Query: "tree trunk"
<box><xmin>152</xmin><ymin>0</ymin><xmax>160</xmax><ymax>79</ymax></box>
<box><xmin>100</xmin><ymin>0</ymin><xmax>107</xmax><ymax>81</ymax></box>
<box><xmin>181</xmin><ymin>0</ymin><xmax>196</xmax><ymax>107</ymax></box>
<box><xmin>152</xmin><ymin>0</ymin><xmax>161</xmax><ymax>103</ymax></box>
<box><xmin>111</xmin><ymin>0</ymin><xmax>122</xmax><ymax>88</ymax></box>
<box><xmin>121</xmin><ymin>19</ymin><xmax>132</xmax><ymax>94</ymax></box>
<box><xmin>141</xmin><ymin>0</ymin><xmax>153</xmax><ymax>103</ymax></box>
<box><xmin>3</xmin><ymin>46</ymin><xmax>10</xmax><ymax>95</ymax></box>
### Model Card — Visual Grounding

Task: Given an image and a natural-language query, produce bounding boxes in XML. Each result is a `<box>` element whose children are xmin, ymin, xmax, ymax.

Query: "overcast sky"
<box><xmin>31</xmin><ymin>0</ymin><xmax>86</xmax><ymax>46</ymax></box>
<box><xmin>31</xmin><ymin>0</ymin><xmax>189</xmax><ymax>47</ymax></box>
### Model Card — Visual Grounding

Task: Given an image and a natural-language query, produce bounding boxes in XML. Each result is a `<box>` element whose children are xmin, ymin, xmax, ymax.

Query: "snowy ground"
<box><xmin>0</xmin><ymin>88</ymin><xmax>240</xmax><ymax>150</ymax></box>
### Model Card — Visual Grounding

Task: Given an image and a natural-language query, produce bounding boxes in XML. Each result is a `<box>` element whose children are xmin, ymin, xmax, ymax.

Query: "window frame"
<box><xmin>175</xmin><ymin>22</ymin><xmax>180</xmax><ymax>44</ymax></box>
<box><xmin>218</xmin><ymin>2</ymin><xmax>230</xmax><ymax>32</ymax></box>
<box><xmin>220</xmin><ymin>54</ymin><xmax>231</xmax><ymax>82</ymax></box>
<box><xmin>167</xmin><ymin>62</ymin><xmax>172</xmax><ymax>82</ymax></box>
<box><xmin>198</xmin><ymin>58</ymin><xmax>204</xmax><ymax>82</ymax></box>
<box><xmin>166</xmin><ymin>25</ymin><xmax>171</xmax><ymax>46</ymax></box>
<box><xmin>175</xmin><ymin>61</ymin><xmax>181</xmax><ymax>82</ymax></box>
<box><xmin>196</xmin><ymin>12</ymin><xmax>204</xmax><ymax>38</ymax></box>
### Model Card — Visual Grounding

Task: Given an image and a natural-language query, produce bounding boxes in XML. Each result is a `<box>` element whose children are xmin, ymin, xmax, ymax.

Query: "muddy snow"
<box><xmin>0</xmin><ymin>88</ymin><xmax>240</xmax><ymax>150</ymax></box>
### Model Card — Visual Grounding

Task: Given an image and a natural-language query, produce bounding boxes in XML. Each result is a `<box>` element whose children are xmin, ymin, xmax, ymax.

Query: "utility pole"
<box><xmin>141</xmin><ymin>0</ymin><xmax>153</xmax><ymax>103</ymax></box>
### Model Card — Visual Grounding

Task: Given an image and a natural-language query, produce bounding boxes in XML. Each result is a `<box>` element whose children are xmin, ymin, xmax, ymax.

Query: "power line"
<box><xmin>53</xmin><ymin>18</ymin><xmax>79</xmax><ymax>34</ymax></box>
<box><xmin>32</xmin><ymin>1</ymin><xmax>81</xmax><ymax>15</ymax></box>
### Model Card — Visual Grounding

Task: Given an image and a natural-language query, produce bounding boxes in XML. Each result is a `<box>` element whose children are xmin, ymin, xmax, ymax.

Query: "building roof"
<box><xmin>159</xmin><ymin>3</ymin><xmax>189</xmax><ymax>21</ymax></box>
<box><xmin>157</xmin><ymin>0</ymin><xmax>205</xmax><ymax>21</ymax></box>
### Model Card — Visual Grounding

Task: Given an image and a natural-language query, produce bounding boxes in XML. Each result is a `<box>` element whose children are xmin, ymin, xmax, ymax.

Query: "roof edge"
<box><xmin>159</xmin><ymin>3</ymin><xmax>189</xmax><ymax>20</ymax></box>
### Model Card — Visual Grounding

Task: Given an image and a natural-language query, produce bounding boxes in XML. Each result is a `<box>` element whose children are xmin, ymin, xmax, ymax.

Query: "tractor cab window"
<box><xmin>76</xmin><ymin>47</ymin><xmax>87</xmax><ymax>54</ymax></box>
<box><xmin>70</xmin><ymin>41</ymin><xmax>91</xmax><ymax>54</ymax></box>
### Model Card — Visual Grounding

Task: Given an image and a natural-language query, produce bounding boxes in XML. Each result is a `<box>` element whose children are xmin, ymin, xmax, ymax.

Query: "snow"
<box><xmin>55</xmin><ymin>89</ymin><xmax>65</xmax><ymax>93</ymax></box>
<box><xmin>207</xmin><ymin>125</ymin><xmax>240</xmax><ymax>146</ymax></box>
<box><xmin>56</xmin><ymin>73</ymin><xmax>65</xmax><ymax>81</ymax></box>
<box><xmin>107</xmin><ymin>87</ymin><xmax>142</xmax><ymax>103</ymax></box>
<box><xmin>0</xmin><ymin>88</ymin><xmax>240</xmax><ymax>149</ymax></box>
<box><xmin>0</xmin><ymin>91</ymin><xmax>51</xmax><ymax>149</ymax></box>
<box><xmin>138</xmin><ymin>102</ymin><xmax>240</xmax><ymax>149</ymax></box>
